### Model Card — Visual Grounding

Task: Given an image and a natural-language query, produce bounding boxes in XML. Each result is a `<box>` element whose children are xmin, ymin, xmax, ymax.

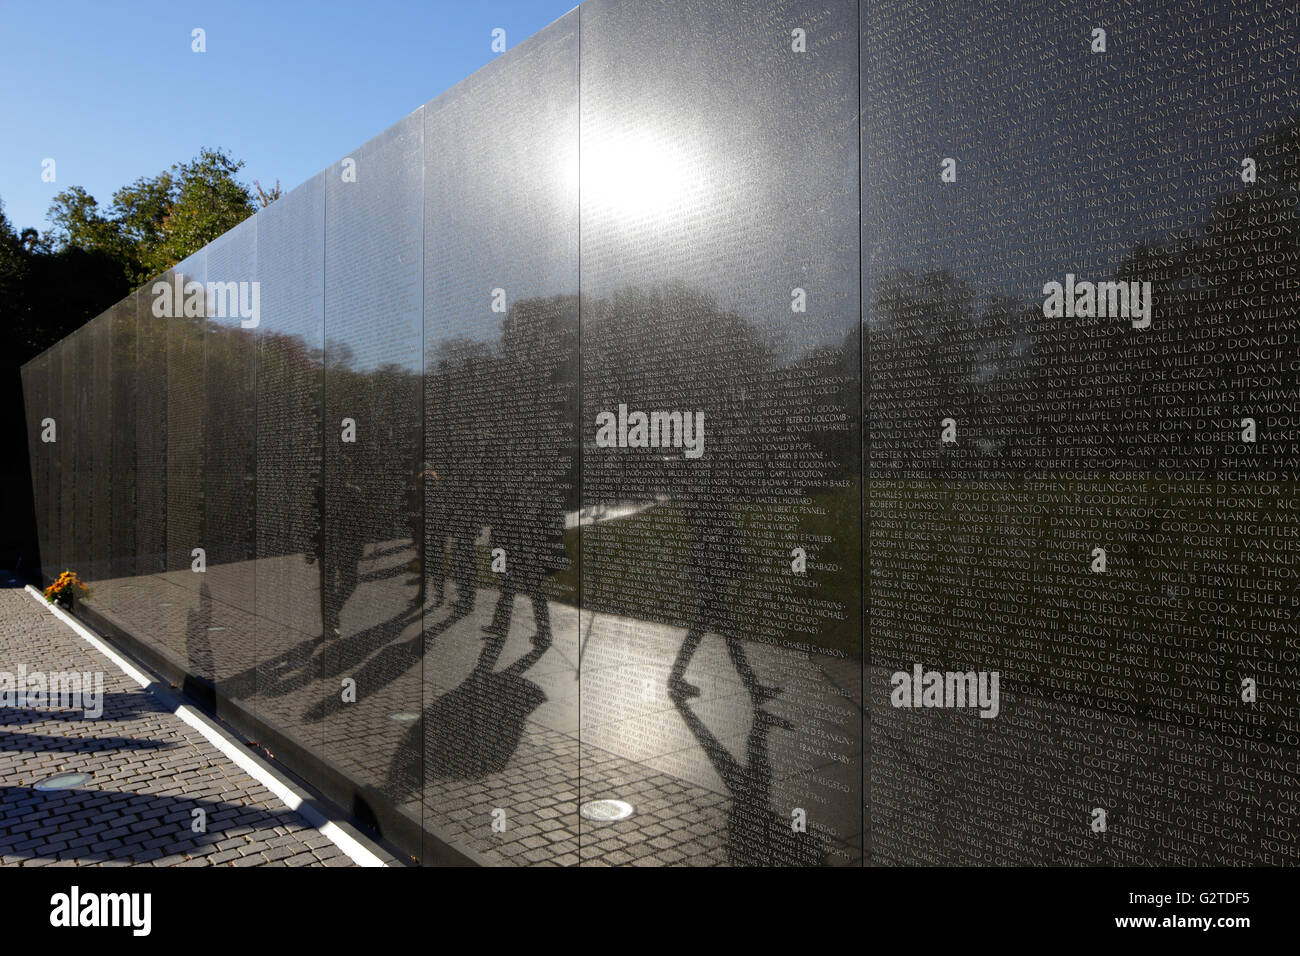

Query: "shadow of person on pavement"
<box><xmin>384</xmin><ymin>630</ymin><xmax>549</xmax><ymax>799</ymax></box>
<box><xmin>0</xmin><ymin>784</ymin><xmax>329</xmax><ymax>865</ymax></box>
<box><xmin>671</xmin><ymin>694</ymin><xmax>826</xmax><ymax>866</ymax></box>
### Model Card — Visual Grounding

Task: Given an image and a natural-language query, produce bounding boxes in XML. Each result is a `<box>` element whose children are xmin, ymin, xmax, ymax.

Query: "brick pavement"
<box><xmin>0</xmin><ymin>583</ymin><xmax>356</xmax><ymax>866</ymax></box>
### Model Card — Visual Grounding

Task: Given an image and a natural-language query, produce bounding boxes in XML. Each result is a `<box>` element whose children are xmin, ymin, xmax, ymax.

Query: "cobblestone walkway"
<box><xmin>0</xmin><ymin>584</ymin><xmax>355</xmax><ymax>866</ymax></box>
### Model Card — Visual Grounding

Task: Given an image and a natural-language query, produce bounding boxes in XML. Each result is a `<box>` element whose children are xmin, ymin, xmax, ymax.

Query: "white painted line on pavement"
<box><xmin>24</xmin><ymin>585</ymin><xmax>388</xmax><ymax>868</ymax></box>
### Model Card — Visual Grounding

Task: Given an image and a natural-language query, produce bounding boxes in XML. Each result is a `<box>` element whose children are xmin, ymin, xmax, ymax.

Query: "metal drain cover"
<box><xmin>35</xmin><ymin>772</ymin><xmax>91</xmax><ymax>791</ymax></box>
<box><xmin>580</xmin><ymin>799</ymin><xmax>634</xmax><ymax>822</ymax></box>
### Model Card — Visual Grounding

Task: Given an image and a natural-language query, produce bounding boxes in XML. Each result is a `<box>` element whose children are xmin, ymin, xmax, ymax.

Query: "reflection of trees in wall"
<box><xmin>870</xmin><ymin>113</ymin><xmax>1299</xmax><ymax>477</ymax></box>
<box><xmin>866</xmin><ymin>113</ymin><xmax>1300</xmax><ymax>725</ymax></box>
<box><xmin>255</xmin><ymin>328</ymin><xmax>323</xmax><ymax>564</ymax></box>
<box><xmin>580</xmin><ymin>284</ymin><xmax>858</xmax><ymax>650</ymax></box>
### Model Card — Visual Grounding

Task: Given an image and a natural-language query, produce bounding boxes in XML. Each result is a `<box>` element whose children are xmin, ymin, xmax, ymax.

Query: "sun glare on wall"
<box><xmin>581</xmin><ymin>127</ymin><xmax>707</xmax><ymax>227</ymax></box>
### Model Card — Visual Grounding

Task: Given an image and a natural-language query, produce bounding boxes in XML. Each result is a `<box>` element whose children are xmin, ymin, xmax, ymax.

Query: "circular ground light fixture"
<box><xmin>580</xmin><ymin>799</ymin><xmax>634</xmax><ymax>822</ymax></box>
<box><xmin>387</xmin><ymin>711</ymin><xmax>420</xmax><ymax>723</ymax></box>
<box><xmin>34</xmin><ymin>772</ymin><xmax>91</xmax><ymax>791</ymax></box>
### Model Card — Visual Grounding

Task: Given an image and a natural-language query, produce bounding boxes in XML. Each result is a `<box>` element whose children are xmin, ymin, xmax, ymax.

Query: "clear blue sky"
<box><xmin>0</xmin><ymin>0</ymin><xmax>578</xmax><ymax>233</ymax></box>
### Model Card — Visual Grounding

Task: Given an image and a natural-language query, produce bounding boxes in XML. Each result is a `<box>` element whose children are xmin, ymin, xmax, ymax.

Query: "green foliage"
<box><xmin>141</xmin><ymin>149</ymin><xmax>255</xmax><ymax>281</ymax></box>
<box><xmin>45</xmin><ymin>185</ymin><xmax>120</xmax><ymax>254</ymax></box>
<box><xmin>108</xmin><ymin>172</ymin><xmax>174</xmax><ymax>280</ymax></box>
<box><xmin>43</xmin><ymin>147</ymin><xmax>256</xmax><ymax>287</ymax></box>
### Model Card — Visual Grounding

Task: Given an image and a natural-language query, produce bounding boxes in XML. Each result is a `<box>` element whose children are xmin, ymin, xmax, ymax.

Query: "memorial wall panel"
<box><xmin>107</xmin><ymin>296</ymin><xmax>138</xmax><ymax>596</ymax></box>
<box><xmin>20</xmin><ymin>354</ymin><xmax>50</xmax><ymax>583</ymax></box>
<box><xmin>59</xmin><ymin>328</ymin><xmax>81</xmax><ymax>577</ymax></box>
<box><xmin>864</xmin><ymin>0</ymin><xmax>1300</xmax><ymax>864</ymax></box>
<box><xmin>414</xmin><ymin>8</ymin><xmax>579</xmax><ymax>862</ymax></box>
<box><xmin>133</xmin><ymin>286</ymin><xmax>168</xmax><ymax>577</ymax></box>
<box><xmin>72</xmin><ymin>322</ymin><xmax>97</xmax><ymax>582</ymax></box>
<box><xmin>16</xmin><ymin>0</ymin><xmax>1300</xmax><ymax>868</ymax></box>
<box><xmin>165</xmin><ymin>252</ymin><xmax>207</xmax><ymax>668</ymax></box>
<box><xmin>86</xmin><ymin>312</ymin><xmax>113</xmax><ymax>592</ymax></box>
<box><xmin>202</xmin><ymin>217</ymin><xmax>259</xmax><ymax>701</ymax></box>
<box><xmin>34</xmin><ymin>344</ymin><xmax>54</xmax><ymax>581</ymax></box>
<box><xmin>580</xmin><ymin>0</ymin><xmax>863</xmax><ymax>866</ymax></box>
<box><xmin>128</xmin><ymin>284</ymin><xmax>171</xmax><ymax>657</ymax></box>
<box><xmin>251</xmin><ymin>173</ymin><xmax>325</xmax><ymax>742</ymax></box>
<box><xmin>321</xmin><ymin>111</ymin><xmax>425</xmax><ymax>808</ymax></box>
<box><xmin>45</xmin><ymin>339</ymin><xmax>64</xmax><ymax>583</ymax></box>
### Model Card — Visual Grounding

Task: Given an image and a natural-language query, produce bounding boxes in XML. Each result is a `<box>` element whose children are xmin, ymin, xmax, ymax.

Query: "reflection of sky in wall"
<box><xmin>137</xmin><ymin>1</ymin><xmax>865</xmax><ymax>374</ymax></box>
<box><xmin>324</xmin><ymin>111</ymin><xmax>424</xmax><ymax>376</ymax></box>
<box><xmin>579</xmin><ymin>0</ymin><xmax>861</xmax><ymax>359</ymax></box>
<box><xmin>417</xmin><ymin>0</ymin><xmax>862</xmax><ymax>361</ymax></box>
<box><xmin>310</xmin><ymin>0</ymin><xmax>863</xmax><ymax>370</ymax></box>
<box><xmin>53</xmin><ymin>0</ymin><xmax>1300</xmax><ymax>377</ymax></box>
<box><xmin>422</xmin><ymin>9</ymin><xmax>579</xmax><ymax>355</ymax></box>
<box><xmin>203</xmin><ymin>216</ymin><xmax>258</xmax><ymax>330</ymax></box>
<box><xmin>121</xmin><ymin>0</ymin><xmax>1300</xmax><ymax>373</ymax></box>
<box><xmin>865</xmin><ymin>0</ymin><xmax>1300</xmax><ymax>313</ymax></box>
<box><xmin>253</xmin><ymin>172</ymin><xmax>325</xmax><ymax>361</ymax></box>
<box><xmin>168</xmin><ymin>249</ymin><xmax>206</xmax><ymax>336</ymax></box>
<box><xmin>152</xmin><ymin>221</ymin><xmax>258</xmax><ymax>343</ymax></box>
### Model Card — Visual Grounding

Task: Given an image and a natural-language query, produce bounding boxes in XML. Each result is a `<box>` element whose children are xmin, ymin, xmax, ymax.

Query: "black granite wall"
<box><xmin>20</xmin><ymin>0</ymin><xmax>1299</xmax><ymax>866</ymax></box>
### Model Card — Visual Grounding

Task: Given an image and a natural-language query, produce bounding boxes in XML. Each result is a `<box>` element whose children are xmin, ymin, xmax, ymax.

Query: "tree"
<box><xmin>254</xmin><ymin>179</ymin><xmax>283</xmax><ymax>207</ymax></box>
<box><xmin>44</xmin><ymin>147</ymin><xmax>257</xmax><ymax>286</ymax></box>
<box><xmin>142</xmin><ymin>148</ymin><xmax>256</xmax><ymax>280</ymax></box>
<box><xmin>108</xmin><ymin>171</ymin><xmax>174</xmax><ymax>280</ymax></box>
<box><xmin>45</xmin><ymin>185</ymin><xmax>121</xmax><ymax>256</ymax></box>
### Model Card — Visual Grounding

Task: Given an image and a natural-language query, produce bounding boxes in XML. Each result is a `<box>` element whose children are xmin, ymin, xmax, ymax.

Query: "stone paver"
<box><xmin>0</xmin><ymin>585</ymin><xmax>355</xmax><ymax>866</ymax></box>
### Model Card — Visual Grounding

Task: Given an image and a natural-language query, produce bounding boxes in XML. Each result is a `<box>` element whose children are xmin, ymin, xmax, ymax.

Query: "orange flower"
<box><xmin>45</xmin><ymin>569</ymin><xmax>88</xmax><ymax>604</ymax></box>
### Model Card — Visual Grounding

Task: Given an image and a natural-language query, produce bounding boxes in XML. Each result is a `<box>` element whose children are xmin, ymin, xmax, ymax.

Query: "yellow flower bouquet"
<box><xmin>44</xmin><ymin>570</ymin><xmax>91</xmax><ymax>609</ymax></box>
